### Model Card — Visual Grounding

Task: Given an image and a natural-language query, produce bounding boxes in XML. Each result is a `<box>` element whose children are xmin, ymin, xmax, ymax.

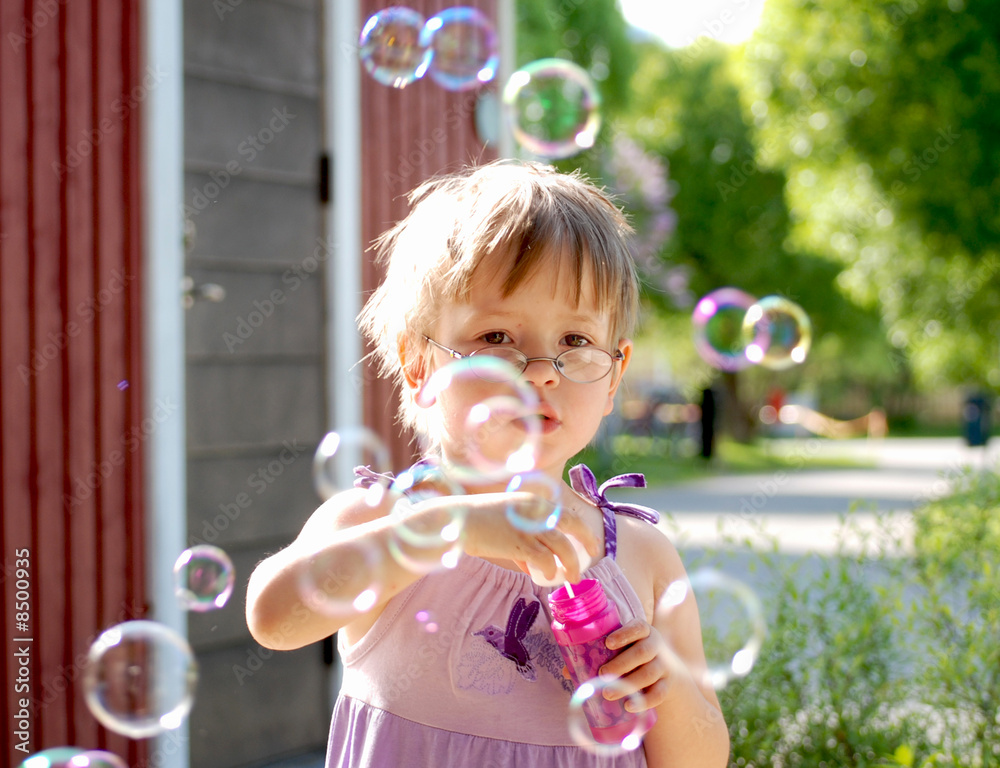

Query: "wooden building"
<box><xmin>1</xmin><ymin>0</ymin><xmax>502</xmax><ymax>765</ymax></box>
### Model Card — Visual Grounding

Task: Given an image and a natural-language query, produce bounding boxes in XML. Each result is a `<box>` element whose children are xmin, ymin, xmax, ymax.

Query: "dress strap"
<box><xmin>567</xmin><ymin>464</ymin><xmax>660</xmax><ymax>560</ymax></box>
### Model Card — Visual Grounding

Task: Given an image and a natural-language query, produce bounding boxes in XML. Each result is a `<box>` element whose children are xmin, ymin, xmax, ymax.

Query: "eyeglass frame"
<box><xmin>422</xmin><ymin>335</ymin><xmax>624</xmax><ymax>384</ymax></box>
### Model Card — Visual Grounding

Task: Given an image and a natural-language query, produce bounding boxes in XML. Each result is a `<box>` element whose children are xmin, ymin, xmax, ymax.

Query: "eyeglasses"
<box><xmin>423</xmin><ymin>336</ymin><xmax>624</xmax><ymax>384</ymax></box>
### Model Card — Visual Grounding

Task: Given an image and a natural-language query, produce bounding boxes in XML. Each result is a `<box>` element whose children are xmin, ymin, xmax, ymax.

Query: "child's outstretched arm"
<box><xmin>601</xmin><ymin>521</ymin><xmax>731</xmax><ymax>768</ymax></box>
<box><xmin>246</xmin><ymin>487</ymin><xmax>601</xmax><ymax>651</ymax></box>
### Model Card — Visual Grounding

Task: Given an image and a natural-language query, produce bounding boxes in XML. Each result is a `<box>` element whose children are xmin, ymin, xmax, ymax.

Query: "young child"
<box><xmin>246</xmin><ymin>160</ymin><xmax>730</xmax><ymax>767</ymax></box>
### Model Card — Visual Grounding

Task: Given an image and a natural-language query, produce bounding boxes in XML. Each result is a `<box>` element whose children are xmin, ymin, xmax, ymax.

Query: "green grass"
<box><xmin>572</xmin><ymin>434</ymin><xmax>875</xmax><ymax>486</ymax></box>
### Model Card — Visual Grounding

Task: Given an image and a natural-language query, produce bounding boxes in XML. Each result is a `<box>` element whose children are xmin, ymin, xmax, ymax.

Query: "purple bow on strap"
<box><xmin>568</xmin><ymin>464</ymin><xmax>660</xmax><ymax>525</ymax></box>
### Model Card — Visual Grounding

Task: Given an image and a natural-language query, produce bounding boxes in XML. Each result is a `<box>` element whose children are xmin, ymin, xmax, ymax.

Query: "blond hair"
<box><xmin>358</xmin><ymin>159</ymin><xmax>639</xmax><ymax>442</ymax></box>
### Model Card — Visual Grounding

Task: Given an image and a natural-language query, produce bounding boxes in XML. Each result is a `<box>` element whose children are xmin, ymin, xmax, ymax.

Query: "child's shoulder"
<box><xmin>615</xmin><ymin>513</ymin><xmax>687</xmax><ymax>621</ymax></box>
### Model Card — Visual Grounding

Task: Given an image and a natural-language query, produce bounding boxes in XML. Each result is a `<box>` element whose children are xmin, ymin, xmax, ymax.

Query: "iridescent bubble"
<box><xmin>504</xmin><ymin>471</ymin><xmax>563</xmax><ymax>533</ymax></box>
<box><xmin>420</xmin><ymin>6</ymin><xmax>499</xmax><ymax>91</ymax></box>
<box><xmin>567</xmin><ymin>676</ymin><xmax>656</xmax><ymax>755</ymax></box>
<box><xmin>416</xmin><ymin>355</ymin><xmax>541</xmax><ymax>483</ymax></box>
<box><xmin>83</xmin><ymin>620</ymin><xmax>198</xmax><ymax>739</ymax></box>
<box><xmin>658</xmin><ymin>568</ymin><xmax>766</xmax><ymax>690</ymax></box>
<box><xmin>691</xmin><ymin>287</ymin><xmax>757</xmax><ymax>371</ymax></box>
<box><xmin>19</xmin><ymin>749</ymin><xmax>128</xmax><ymax>768</ymax></box>
<box><xmin>297</xmin><ymin>539</ymin><xmax>383</xmax><ymax>615</ymax></box>
<box><xmin>387</xmin><ymin>463</ymin><xmax>466</xmax><ymax>574</ymax></box>
<box><xmin>502</xmin><ymin>58</ymin><xmax>602</xmax><ymax>159</ymax></box>
<box><xmin>505</xmin><ymin>471</ymin><xmax>592</xmax><ymax>586</ymax></box>
<box><xmin>358</xmin><ymin>7</ymin><xmax>432</xmax><ymax>88</ymax></box>
<box><xmin>173</xmin><ymin>545</ymin><xmax>235</xmax><ymax>612</ymax></box>
<box><xmin>742</xmin><ymin>295</ymin><xmax>813</xmax><ymax>370</ymax></box>
<box><xmin>313</xmin><ymin>426</ymin><xmax>392</xmax><ymax>502</ymax></box>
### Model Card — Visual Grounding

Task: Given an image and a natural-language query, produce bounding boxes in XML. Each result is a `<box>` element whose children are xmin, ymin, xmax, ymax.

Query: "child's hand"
<box><xmin>597</xmin><ymin>618</ymin><xmax>675</xmax><ymax>711</ymax></box>
<box><xmin>430</xmin><ymin>491</ymin><xmax>600</xmax><ymax>584</ymax></box>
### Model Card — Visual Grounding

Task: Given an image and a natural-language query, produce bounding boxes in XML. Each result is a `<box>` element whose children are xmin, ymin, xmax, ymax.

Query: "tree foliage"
<box><xmin>742</xmin><ymin>0</ymin><xmax>1000</xmax><ymax>391</ymax></box>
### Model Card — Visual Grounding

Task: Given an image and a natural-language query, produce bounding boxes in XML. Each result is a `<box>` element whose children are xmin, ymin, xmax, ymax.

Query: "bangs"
<box><xmin>436</xmin><ymin>163</ymin><xmax>636</xmax><ymax>336</ymax></box>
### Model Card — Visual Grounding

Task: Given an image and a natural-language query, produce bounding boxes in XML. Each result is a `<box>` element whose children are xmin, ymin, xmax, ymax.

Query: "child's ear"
<box><xmin>398</xmin><ymin>335</ymin><xmax>426</xmax><ymax>391</ymax></box>
<box><xmin>604</xmin><ymin>338</ymin><xmax>633</xmax><ymax>416</ymax></box>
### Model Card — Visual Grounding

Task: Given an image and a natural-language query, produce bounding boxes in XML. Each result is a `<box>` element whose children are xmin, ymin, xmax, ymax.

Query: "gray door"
<box><xmin>182</xmin><ymin>1</ymin><xmax>332</xmax><ymax>765</ymax></box>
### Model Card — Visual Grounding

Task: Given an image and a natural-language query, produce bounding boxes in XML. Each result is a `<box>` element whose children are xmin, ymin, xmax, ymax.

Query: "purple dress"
<box><xmin>325</xmin><ymin>465</ymin><xmax>661</xmax><ymax>768</ymax></box>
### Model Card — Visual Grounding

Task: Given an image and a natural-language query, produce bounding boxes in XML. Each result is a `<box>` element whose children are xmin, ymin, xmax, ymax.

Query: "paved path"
<box><xmin>612</xmin><ymin>437</ymin><xmax>999</xmax><ymax>555</ymax></box>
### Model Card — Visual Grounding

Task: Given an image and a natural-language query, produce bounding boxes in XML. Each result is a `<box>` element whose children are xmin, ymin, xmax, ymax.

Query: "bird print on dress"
<box><xmin>474</xmin><ymin>597</ymin><xmax>540</xmax><ymax>681</ymax></box>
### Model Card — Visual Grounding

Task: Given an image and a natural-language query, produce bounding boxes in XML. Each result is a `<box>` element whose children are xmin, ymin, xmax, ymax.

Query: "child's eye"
<box><xmin>562</xmin><ymin>334</ymin><xmax>591</xmax><ymax>348</ymax></box>
<box><xmin>480</xmin><ymin>331</ymin><xmax>511</xmax><ymax>345</ymax></box>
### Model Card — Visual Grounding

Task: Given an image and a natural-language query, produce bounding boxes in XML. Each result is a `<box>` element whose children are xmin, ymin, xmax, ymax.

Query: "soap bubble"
<box><xmin>742</xmin><ymin>295</ymin><xmax>813</xmax><ymax>370</ymax></box>
<box><xmin>173</xmin><ymin>544</ymin><xmax>235</xmax><ymax>612</ymax></box>
<box><xmin>691</xmin><ymin>287</ymin><xmax>757</xmax><ymax>371</ymax></box>
<box><xmin>505</xmin><ymin>471</ymin><xmax>594</xmax><ymax>586</ymax></box>
<box><xmin>659</xmin><ymin>568</ymin><xmax>766</xmax><ymax>690</ymax></box>
<box><xmin>313</xmin><ymin>426</ymin><xmax>392</xmax><ymax>502</ymax></box>
<box><xmin>359</xmin><ymin>7</ymin><xmax>432</xmax><ymax>88</ymax></box>
<box><xmin>297</xmin><ymin>539</ymin><xmax>383</xmax><ymax>615</ymax></box>
<box><xmin>504</xmin><ymin>471</ymin><xmax>563</xmax><ymax>533</ymax></box>
<box><xmin>18</xmin><ymin>749</ymin><xmax>127</xmax><ymax>768</ymax></box>
<box><xmin>83</xmin><ymin>620</ymin><xmax>198</xmax><ymax>739</ymax></box>
<box><xmin>416</xmin><ymin>355</ymin><xmax>541</xmax><ymax>483</ymax></box>
<box><xmin>502</xmin><ymin>58</ymin><xmax>602</xmax><ymax>159</ymax></box>
<box><xmin>567</xmin><ymin>676</ymin><xmax>656</xmax><ymax>755</ymax></box>
<box><xmin>387</xmin><ymin>462</ymin><xmax>467</xmax><ymax>574</ymax></box>
<box><xmin>420</xmin><ymin>6</ymin><xmax>498</xmax><ymax>91</ymax></box>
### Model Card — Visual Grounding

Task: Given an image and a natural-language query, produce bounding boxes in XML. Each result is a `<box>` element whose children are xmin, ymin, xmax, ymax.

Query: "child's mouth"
<box><xmin>514</xmin><ymin>413</ymin><xmax>561</xmax><ymax>434</ymax></box>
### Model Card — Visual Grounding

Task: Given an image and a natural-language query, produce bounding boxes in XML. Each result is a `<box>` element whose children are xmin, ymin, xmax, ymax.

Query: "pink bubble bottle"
<box><xmin>548</xmin><ymin>578</ymin><xmax>657</xmax><ymax>745</ymax></box>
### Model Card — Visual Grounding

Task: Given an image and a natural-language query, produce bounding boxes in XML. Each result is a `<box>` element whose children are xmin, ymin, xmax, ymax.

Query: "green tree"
<box><xmin>619</xmin><ymin>41</ymin><xmax>891</xmax><ymax>435</ymax></box>
<box><xmin>742</xmin><ymin>0</ymin><xmax>1000</xmax><ymax>392</ymax></box>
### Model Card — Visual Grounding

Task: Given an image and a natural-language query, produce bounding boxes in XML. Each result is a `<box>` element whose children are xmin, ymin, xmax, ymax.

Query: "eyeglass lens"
<box><xmin>473</xmin><ymin>347</ymin><xmax>614</xmax><ymax>383</ymax></box>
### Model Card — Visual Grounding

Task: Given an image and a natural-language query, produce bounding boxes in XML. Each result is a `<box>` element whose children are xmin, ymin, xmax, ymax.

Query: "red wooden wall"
<box><xmin>359</xmin><ymin>0</ymin><xmax>500</xmax><ymax>468</ymax></box>
<box><xmin>1</xmin><ymin>0</ymin><xmax>146</xmax><ymax>764</ymax></box>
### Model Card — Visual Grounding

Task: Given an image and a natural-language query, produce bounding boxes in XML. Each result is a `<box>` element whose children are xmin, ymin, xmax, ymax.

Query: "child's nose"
<box><xmin>521</xmin><ymin>357</ymin><xmax>559</xmax><ymax>387</ymax></box>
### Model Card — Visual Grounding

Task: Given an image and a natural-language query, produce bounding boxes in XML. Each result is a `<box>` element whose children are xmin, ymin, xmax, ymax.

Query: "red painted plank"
<box><xmin>1</xmin><ymin>0</ymin><xmax>36</xmax><ymax>762</ymax></box>
<box><xmin>29</xmin><ymin>0</ymin><xmax>71</xmax><ymax>747</ymax></box>
<box><xmin>62</xmin><ymin>0</ymin><xmax>100</xmax><ymax>750</ymax></box>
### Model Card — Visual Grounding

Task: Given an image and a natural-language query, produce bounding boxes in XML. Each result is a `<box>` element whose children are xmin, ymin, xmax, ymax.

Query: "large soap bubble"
<box><xmin>420</xmin><ymin>6</ymin><xmax>499</xmax><ymax>91</ymax></box>
<box><xmin>691</xmin><ymin>287</ymin><xmax>757</xmax><ymax>371</ymax></box>
<box><xmin>502</xmin><ymin>58</ymin><xmax>602</xmax><ymax>159</ymax></box>
<box><xmin>359</xmin><ymin>7</ymin><xmax>432</xmax><ymax>88</ymax></box>
<box><xmin>742</xmin><ymin>295</ymin><xmax>813</xmax><ymax>370</ymax></box>
<box><xmin>83</xmin><ymin>620</ymin><xmax>198</xmax><ymax>739</ymax></box>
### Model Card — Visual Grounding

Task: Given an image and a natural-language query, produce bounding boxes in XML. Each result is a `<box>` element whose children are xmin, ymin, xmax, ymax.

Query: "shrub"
<box><xmin>685</xmin><ymin>465</ymin><xmax>1000</xmax><ymax>767</ymax></box>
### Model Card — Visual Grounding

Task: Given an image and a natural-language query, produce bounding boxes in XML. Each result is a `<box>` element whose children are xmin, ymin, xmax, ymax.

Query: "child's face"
<box><xmin>412</xmin><ymin>250</ymin><xmax>632</xmax><ymax>482</ymax></box>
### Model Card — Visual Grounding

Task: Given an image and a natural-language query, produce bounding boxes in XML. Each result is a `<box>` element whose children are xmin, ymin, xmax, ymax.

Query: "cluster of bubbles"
<box><xmin>359</xmin><ymin>6</ymin><xmax>498</xmax><ymax>90</ymax></box>
<box><xmin>305</xmin><ymin>353</ymin><xmax>772</xmax><ymax>756</ymax></box>
<box><xmin>359</xmin><ymin>7</ymin><xmax>601</xmax><ymax>159</ymax></box>
<box><xmin>691</xmin><ymin>287</ymin><xmax>813</xmax><ymax>371</ymax></box>
<box><xmin>19</xmin><ymin>542</ymin><xmax>237</xmax><ymax>764</ymax></box>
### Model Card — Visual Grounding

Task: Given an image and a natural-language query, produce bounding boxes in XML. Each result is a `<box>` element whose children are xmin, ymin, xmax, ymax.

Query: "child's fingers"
<box><xmin>605</xmin><ymin>618</ymin><xmax>650</xmax><ymax>650</ymax></box>
<box><xmin>537</xmin><ymin>529</ymin><xmax>584</xmax><ymax>582</ymax></box>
